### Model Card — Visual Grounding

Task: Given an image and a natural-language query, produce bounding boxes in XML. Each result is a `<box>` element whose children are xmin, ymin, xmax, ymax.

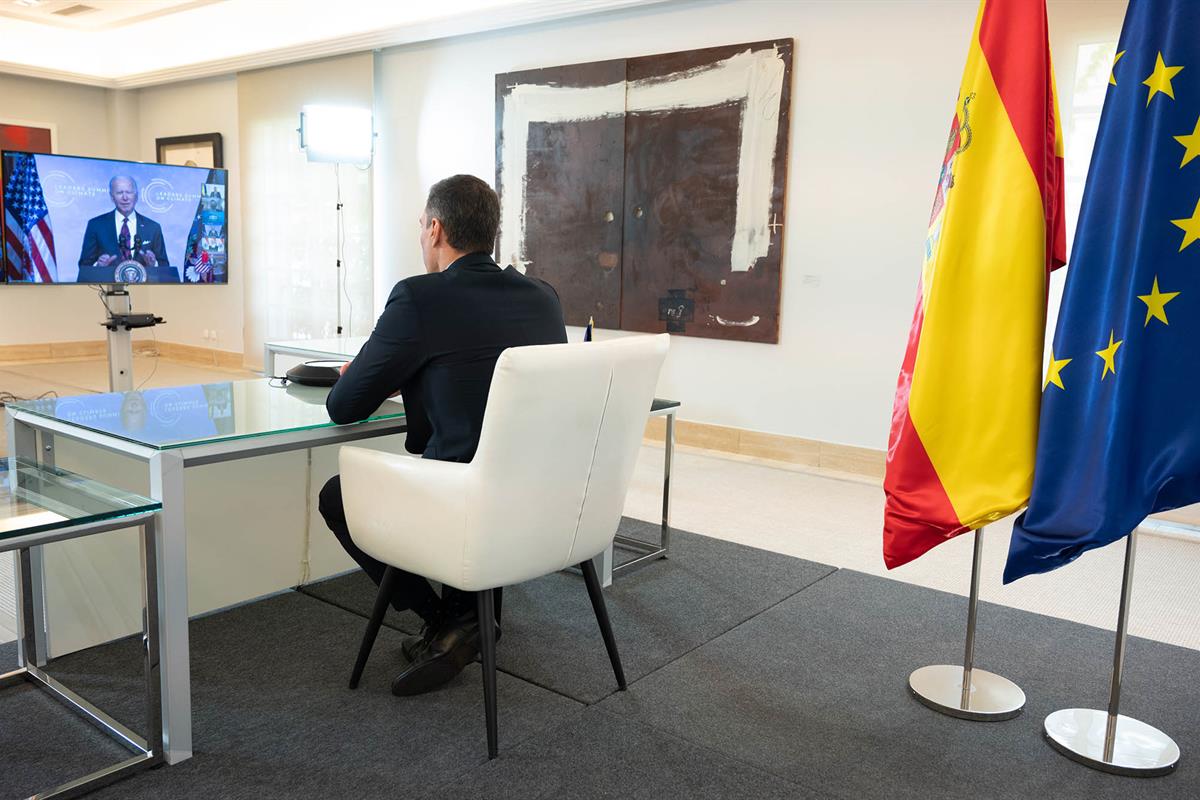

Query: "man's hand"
<box><xmin>141</xmin><ymin>249</ymin><xmax>158</xmax><ymax>267</ymax></box>
<box><xmin>339</xmin><ymin>360</ymin><xmax>352</xmax><ymax>376</ymax></box>
<box><xmin>96</xmin><ymin>254</ymin><xmax>116</xmax><ymax>267</ymax></box>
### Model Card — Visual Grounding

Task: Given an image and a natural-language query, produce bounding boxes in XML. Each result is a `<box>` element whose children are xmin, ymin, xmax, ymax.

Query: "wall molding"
<box><xmin>644</xmin><ymin>417</ymin><xmax>885</xmax><ymax>480</ymax></box>
<box><xmin>0</xmin><ymin>339</ymin><xmax>244</xmax><ymax>370</ymax></box>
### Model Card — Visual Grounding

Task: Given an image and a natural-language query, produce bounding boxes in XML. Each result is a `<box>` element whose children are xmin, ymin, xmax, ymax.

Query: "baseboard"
<box><xmin>0</xmin><ymin>339</ymin><xmax>244</xmax><ymax>370</ymax></box>
<box><xmin>0</xmin><ymin>341</ymin><xmax>107</xmax><ymax>363</ymax></box>
<box><xmin>644</xmin><ymin>417</ymin><xmax>885</xmax><ymax>479</ymax></box>
<box><xmin>139</xmin><ymin>341</ymin><xmax>244</xmax><ymax>369</ymax></box>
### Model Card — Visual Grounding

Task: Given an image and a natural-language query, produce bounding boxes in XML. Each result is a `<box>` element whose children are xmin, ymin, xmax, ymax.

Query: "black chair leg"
<box><xmin>580</xmin><ymin>558</ymin><xmax>627</xmax><ymax>690</ymax></box>
<box><xmin>477</xmin><ymin>589</ymin><xmax>499</xmax><ymax>759</ymax></box>
<box><xmin>349</xmin><ymin>566</ymin><xmax>399</xmax><ymax>689</ymax></box>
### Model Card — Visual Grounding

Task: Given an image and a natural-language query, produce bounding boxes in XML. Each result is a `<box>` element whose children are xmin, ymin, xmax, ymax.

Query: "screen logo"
<box><xmin>142</xmin><ymin>178</ymin><xmax>177</xmax><ymax>213</ymax></box>
<box><xmin>40</xmin><ymin>170</ymin><xmax>106</xmax><ymax>209</ymax></box>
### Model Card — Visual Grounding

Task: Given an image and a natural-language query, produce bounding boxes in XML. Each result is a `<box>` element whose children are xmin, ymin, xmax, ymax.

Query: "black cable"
<box><xmin>0</xmin><ymin>389</ymin><xmax>59</xmax><ymax>408</ymax></box>
<box><xmin>135</xmin><ymin>327</ymin><xmax>160</xmax><ymax>390</ymax></box>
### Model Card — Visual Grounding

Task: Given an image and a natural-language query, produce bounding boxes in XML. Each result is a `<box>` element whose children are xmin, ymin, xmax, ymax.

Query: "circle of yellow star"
<box><xmin>1171</xmin><ymin>198</ymin><xmax>1200</xmax><ymax>251</ymax></box>
<box><xmin>1045</xmin><ymin>349</ymin><xmax>1072</xmax><ymax>390</ymax></box>
<box><xmin>1138</xmin><ymin>276</ymin><xmax>1180</xmax><ymax>326</ymax></box>
<box><xmin>1174</xmin><ymin>115</ymin><xmax>1200</xmax><ymax>167</ymax></box>
<box><xmin>1110</xmin><ymin>50</ymin><xmax>1125</xmax><ymax>86</ymax></box>
<box><xmin>1144</xmin><ymin>51</ymin><xmax>1184</xmax><ymax>107</ymax></box>
<box><xmin>1095</xmin><ymin>330</ymin><xmax>1123</xmax><ymax>380</ymax></box>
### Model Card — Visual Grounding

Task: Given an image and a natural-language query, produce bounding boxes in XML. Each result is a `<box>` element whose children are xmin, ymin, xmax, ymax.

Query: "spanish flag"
<box><xmin>883</xmin><ymin>0</ymin><xmax>1066</xmax><ymax>569</ymax></box>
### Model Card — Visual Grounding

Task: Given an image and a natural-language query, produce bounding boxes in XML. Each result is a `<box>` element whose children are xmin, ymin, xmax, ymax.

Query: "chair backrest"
<box><xmin>463</xmin><ymin>334</ymin><xmax>669</xmax><ymax>587</ymax></box>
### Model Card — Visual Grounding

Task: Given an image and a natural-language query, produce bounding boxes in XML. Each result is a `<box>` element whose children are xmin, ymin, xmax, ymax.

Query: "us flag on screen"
<box><xmin>3</xmin><ymin>153</ymin><xmax>58</xmax><ymax>283</ymax></box>
<box><xmin>188</xmin><ymin>249</ymin><xmax>212</xmax><ymax>281</ymax></box>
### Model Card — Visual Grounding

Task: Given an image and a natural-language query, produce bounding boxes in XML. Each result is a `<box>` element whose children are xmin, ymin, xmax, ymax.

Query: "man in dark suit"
<box><xmin>77</xmin><ymin>175</ymin><xmax>176</xmax><ymax>283</ymax></box>
<box><xmin>319</xmin><ymin>174</ymin><xmax>567</xmax><ymax>696</ymax></box>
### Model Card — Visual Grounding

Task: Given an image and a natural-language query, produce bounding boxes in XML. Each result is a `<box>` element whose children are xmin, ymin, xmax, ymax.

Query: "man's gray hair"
<box><xmin>109</xmin><ymin>175</ymin><xmax>138</xmax><ymax>194</ymax></box>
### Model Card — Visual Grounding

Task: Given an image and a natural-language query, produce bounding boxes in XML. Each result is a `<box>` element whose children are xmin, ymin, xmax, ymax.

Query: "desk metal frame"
<box><xmin>5</xmin><ymin>407</ymin><xmax>408</xmax><ymax>767</ymax></box>
<box><xmin>601</xmin><ymin>403</ymin><xmax>676</xmax><ymax>582</ymax></box>
<box><xmin>0</xmin><ymin>509</ymin><xmax>161</xmax><ymax>800</ymax></box>
<box><xmin>264</xmin><ymin>341</ymin><xmax>680</xmax><ymax>587</ymax></box>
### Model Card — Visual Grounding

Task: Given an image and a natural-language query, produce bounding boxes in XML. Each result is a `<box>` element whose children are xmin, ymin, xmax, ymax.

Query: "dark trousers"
<box><xmin>319</xmin><ymin>475</ymin><xmax>495</xmax><ymax>625</ymax></box>
<box><xmin>319</xmin><ymin>475</ymin><xmax>443</xmax><ymax>623</ymax></box>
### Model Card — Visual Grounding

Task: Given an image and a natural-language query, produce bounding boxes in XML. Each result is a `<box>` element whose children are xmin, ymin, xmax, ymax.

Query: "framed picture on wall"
<box><xmin>156</xmin><ymin>132</ymin><xmax>223</xmax><ymax>168</ymax></box>
<box><xmin>0</xmin><ymin>119</ymin><xmax>56</xmax><ymax>154</ymax></box>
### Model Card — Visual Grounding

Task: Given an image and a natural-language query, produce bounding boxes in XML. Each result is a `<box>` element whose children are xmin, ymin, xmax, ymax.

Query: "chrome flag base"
<box><xmin>1044</xmin><ymin>709</ymin><xmax>1178</xmax><ymax>777</ymax></box>
<box><xmin>909</xmin><ymin>664</ymin><xmax>1025</xmax><ymax>721</ymax></box>
<box><xmin>908</xmin><ymin>528</ymin><xmax>1025</xmax><ymax>722</ymax></box>
<box><xmin>1043</xmin><ymin>533</ymin><xmax>1179</xmax><ymax>777</ymax></box>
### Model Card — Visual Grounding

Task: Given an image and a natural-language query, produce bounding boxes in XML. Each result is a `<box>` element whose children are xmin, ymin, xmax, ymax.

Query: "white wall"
<box><xmin>238</xmin><ymin>53</ymin><xmax>375</xmax><ymax>368</ymax></box>
<box><xmin>0</xmin><ymin>73</ymin><xmax>242</xmax><ymax>352</ymax></box>
<box><xmin>3</xmin><ymin>0</ymin><xmax>1129</xmax><ymax>448</ymax></box>
<box><xmin>136</xmin><ymin>76</ymin><xmax>245</xmax><ymax>352</ymax></box>
<box><xmin>374</xmin><ymin>0</ymin><xmax>1127</xmax><ymax>450</ymax></box>
<box><xmin>0</xmin><ymin>74</ymin><xmax>153</xmax><ymax>343</ymax></box>
<box><xmin>373</xmin><ymin>0</ymin><xmax>973</xmax><ymax>450</ymax></box>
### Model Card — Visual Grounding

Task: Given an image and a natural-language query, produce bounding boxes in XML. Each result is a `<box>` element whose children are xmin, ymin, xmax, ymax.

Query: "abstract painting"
<box><xmin>496</xmin><ymin>40</ymin><xmax>792</xmax><ymax>343</ymax></box>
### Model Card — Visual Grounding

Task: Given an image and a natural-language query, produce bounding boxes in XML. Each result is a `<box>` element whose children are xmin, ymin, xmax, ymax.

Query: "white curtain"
<box><xmin>238</xmin><ymin>52</ymin><xmax>374</xmax><ymax>369</ymax></box>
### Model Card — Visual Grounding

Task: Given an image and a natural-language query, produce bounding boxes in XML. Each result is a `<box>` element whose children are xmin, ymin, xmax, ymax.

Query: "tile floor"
<box><xmin>3</xmin><ymin>355</ymin><xmax>1198</xmax><ymax>654</ymax></box>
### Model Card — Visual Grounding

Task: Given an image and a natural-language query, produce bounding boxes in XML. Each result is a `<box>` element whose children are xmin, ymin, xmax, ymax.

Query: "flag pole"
<box><xmin>907</xmin><ymin>527</ymin><xmax>1026</xmax><ymax>721</ymax></box>
<box><xmin>1042</xmin><ymin>531</ymin><xmax>1179</xmax><ymax>776</ymax></box>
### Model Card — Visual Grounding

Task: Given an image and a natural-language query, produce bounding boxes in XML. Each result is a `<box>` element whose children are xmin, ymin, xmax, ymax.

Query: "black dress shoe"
<box><xmin>402</xmin><ymin>622</ymin><xmax>501</xmax><ymax>662</ymax></box>
<box><xmin>392</xmin><ymin>612</ymin><xmax>484</xmax><ymax>696</ymax></box>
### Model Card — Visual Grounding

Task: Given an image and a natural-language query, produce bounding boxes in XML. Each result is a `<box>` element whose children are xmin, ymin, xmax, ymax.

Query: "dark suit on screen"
<box><xmin>76</xmin><ymin>211</ymin><xmax>177</xmax><ymax>283</ymax></box>
<box><xmin>319</xmin><ymin>251</ymin><xmax>568</xmax><ymax>620</ymax></box>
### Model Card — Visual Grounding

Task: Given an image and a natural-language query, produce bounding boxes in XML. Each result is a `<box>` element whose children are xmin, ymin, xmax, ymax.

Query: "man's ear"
<box><xmin>428</xmin><ymin>217</ymin><xmax>444</xmax><ymax>247</ymax></box>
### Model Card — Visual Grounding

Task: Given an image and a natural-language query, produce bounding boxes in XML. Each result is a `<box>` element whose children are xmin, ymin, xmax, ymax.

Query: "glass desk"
<box><xmin>264</xmin><ymin>337</ymin><xmax>680</xmax><ymax>584</ymax></box>
<box><xmin>5</xmin><ymin>379</ymin><xmax>407</xmax><ymax>766</ymax></box>
<box><xmin>1</xmin><ymin>459</ymin><xmax>161</xmax><ymax>799</ymax></box>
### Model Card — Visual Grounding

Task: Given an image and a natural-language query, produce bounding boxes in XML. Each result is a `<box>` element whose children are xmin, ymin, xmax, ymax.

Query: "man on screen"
<box><xmin>77</xmin><ymin>176</ymin><xmax>176</xmax><ymax>283</ymax></box>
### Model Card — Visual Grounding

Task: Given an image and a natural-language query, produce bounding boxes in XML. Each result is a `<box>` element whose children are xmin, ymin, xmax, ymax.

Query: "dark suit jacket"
<box><xmin>326</xmin><ymin>252</ymin><xmax>568</xmax><ymax>462</ymax></box>
<box><xmin>76</xmin><ymin>211</ymin><xmax>176</xmax><ymax>283</ymax></box>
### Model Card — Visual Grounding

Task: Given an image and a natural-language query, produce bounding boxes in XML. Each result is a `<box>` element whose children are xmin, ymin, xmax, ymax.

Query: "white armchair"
<box><xmin>340</xmin><ymin>333</ymin><xmax>669</xmax><ymax>758</ymax></box>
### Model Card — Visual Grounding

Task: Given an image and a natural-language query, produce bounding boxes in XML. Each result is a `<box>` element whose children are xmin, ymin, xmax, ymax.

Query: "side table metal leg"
<box><xmin>9</xmin><ymin>418</ymin><xmax>49</xmax><ymax>665</ymax></box>
<box><xmin>661</xmin><ymin>412</ymin><xmax>674</xmax><ymax>557</ymax></box>
<box><xmin>595</xmin><ymin>545</ymin><xmax>614</xmax><ymax>589</ymax></box>
<box><xmin>141</xmin><ymin>516</ymin><xmax>164</xmax><ymax>759</ymax></box>
<box><xmin>149</xmin><ymin>450</ymin><xmax>192</xmax><ymax>764</ymax></box>
<box><xmin>15</xmin><ymin>548</ymin><xmax>39</xmax><ymax>668</ymax></box>
<box><xmin>263</xmin><ymin>345</ymin><xmax>275</xmax><ymax>378</ymax></box>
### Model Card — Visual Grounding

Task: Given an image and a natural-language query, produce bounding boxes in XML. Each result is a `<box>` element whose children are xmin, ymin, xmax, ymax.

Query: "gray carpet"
<box><xmin>301</xmin><ymin>518</ymin><xmax>836</xmax><ymax>703</ymax></box>
<box><xmin>423</xmin><ymin>706</ymin><xmax>817</xmax><ymax>799</ymax></box>
<box><xmin>3</xmin><ymin>530</ymin><xmax>1200</xmax><ymax>799</ymax></box>
<box><xmin>599</xmin><ymin>568</ymin><xmax>1200</xmax><ymax>800</ymax></box>
<box><xmin>3</xmin><ymin>592</ymin><xmax>580</xmax><ymax>799</ymax></box>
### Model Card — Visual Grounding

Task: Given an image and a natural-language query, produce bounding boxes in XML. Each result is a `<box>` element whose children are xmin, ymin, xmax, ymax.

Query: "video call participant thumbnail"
<box><xmin>77</xmin><ymin>175</ymin><xmax>179</xmax><ymax>283</ymax></box>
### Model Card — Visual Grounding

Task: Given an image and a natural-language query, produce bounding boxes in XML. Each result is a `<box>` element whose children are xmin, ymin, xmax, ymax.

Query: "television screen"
<box><xmin>2</xmin><ymin>151</ymin><xmax>228</xmax><ymax>285</ymax></box>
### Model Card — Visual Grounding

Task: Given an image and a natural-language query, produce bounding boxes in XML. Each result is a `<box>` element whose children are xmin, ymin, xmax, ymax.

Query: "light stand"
<box><xmin>907</xmin><ymin>527</ymin><xmax>1026</xmax><ymax>720</ymax></box>
<box><xmin>99</xmin><ymin>285</ymin><xmax>164</xmax><ymax>392</ymax></box>
<box><xmin>297</xmin><ymin>105</ymin><xmax>373</xmax><ymax>339</ymax></box>
<box><xmin>1042</xmin><ymin>531</ymin><xmax>1179</xmax><ymax>776</ymax></box>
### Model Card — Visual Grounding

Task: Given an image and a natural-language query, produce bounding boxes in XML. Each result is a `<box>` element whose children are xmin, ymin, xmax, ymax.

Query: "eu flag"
<box><xmin>1005</xmin><ymin>0</ymin><xmax>1200</xmax><ymax>583</ymax></box>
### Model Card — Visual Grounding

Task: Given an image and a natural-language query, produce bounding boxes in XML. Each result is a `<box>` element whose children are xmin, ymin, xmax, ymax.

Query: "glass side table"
<box><xmin>0</xmin><ymin>458</ymin><xmax>162</xmax><ymax>800</ymax></box>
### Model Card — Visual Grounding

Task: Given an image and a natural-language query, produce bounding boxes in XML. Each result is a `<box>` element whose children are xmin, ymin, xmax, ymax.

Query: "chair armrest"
<box><xmin>338</xmin><ymin>446</ymin><xmax>471</xmax><ymax>589</ymax></box>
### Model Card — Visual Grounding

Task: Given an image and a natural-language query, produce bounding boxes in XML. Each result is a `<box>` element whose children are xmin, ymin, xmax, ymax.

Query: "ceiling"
<box><xmin>0</xmin><ymin>0</ymin><xmax>669</xmax><ymax>88</ymax></box>
<box><xmin>0</xmin><ymin>0</ymin><xmax>220</xmax><ymax>30</ymax></box>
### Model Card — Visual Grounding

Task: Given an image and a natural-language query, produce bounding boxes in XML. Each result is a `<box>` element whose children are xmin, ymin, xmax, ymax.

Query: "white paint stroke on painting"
<box><xmin>499</xmin><ymin>45</ymin><xmax>787</xmax><ymax>274</ymax></box>
<box><xmin>714</xmin><ymin>314</ymin><xmax>761</xmax><ymax>327</ymax></box>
